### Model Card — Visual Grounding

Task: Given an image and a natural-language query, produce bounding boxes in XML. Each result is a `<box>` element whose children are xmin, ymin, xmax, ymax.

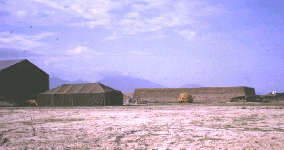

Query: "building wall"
<box><xmin>0</xmin><ymin>60</ymin><xmax>49</xmax><ymax>106</ymax></box>
<box><xmin>133</xmin><ymin>86</ymin><xmax>256</xmax><ymax>103</ymax></box>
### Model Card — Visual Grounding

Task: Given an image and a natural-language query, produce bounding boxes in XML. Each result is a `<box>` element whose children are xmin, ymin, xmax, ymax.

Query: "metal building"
<box><xmin>0</xmin><ymin>59</ymin><xmax>49</xmax><ymax>106</ymax></box>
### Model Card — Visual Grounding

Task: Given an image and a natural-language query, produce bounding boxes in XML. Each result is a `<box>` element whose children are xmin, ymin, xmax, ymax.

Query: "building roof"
<box><xmin>0</xmin><ymin>59</ymin><xmax>48</xmax><ymax>76</ymax></box>
<box><xmin>134</xmin><ymin>86</ymin><xmax>254</xmax><ymax>90</ymax></box>
<box><xmin>0</xmin><ymin>59</ymin><xmax>26</xmax><ymax>71</ymax></box>
<box><xmin>40</xmin><ymin>83</ymin><xmax>118</xmax><ymax>95</ymax></box>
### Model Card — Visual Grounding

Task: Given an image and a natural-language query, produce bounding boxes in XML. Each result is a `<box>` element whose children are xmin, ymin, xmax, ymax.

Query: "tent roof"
<box><xmin>0</xmin><ymin>59</ymin><xmax>25</xmax><ymax>72</ymax></box>
<box><xmin>40</xmin><ymin>83</ymin><xmax>118</xmax><ymax>94</ymax></box>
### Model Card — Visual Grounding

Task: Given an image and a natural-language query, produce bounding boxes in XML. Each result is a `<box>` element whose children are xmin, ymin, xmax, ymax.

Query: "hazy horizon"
<box><xmin>0</xmin><ymin>0</ymin><xmax>283</xmax><ymax>94</ymax></box>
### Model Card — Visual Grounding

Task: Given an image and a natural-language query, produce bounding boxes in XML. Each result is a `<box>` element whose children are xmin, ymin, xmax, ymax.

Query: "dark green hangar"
<box><xmin>0</xmin><ymin>59</ymin><xmax>49</xmax><ymax>106</ymax></box>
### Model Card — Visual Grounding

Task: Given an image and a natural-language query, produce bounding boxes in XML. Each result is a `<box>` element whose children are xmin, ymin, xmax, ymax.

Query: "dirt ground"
<box><xmin>1</xmin><ymin>104</ymin><xmax>284</xmax><ymax>150</ymax></box>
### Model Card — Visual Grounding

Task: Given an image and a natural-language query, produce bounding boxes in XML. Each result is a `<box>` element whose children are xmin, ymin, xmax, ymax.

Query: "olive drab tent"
<box><xmin>37</xmin><ymin>83</ymin><xmax>123</xmax><ymax>106</ymax></box>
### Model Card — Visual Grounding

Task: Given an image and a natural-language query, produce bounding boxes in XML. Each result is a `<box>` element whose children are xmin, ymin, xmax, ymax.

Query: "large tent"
<box><xmin>0</xmin><ymin>59</ymin><xmax>49</xmax><ymax>106</ymax></box>
<box><xmin>37</xmin><ymin>83</ymin><xmax>123</xmax><ymax>106</ymax></box>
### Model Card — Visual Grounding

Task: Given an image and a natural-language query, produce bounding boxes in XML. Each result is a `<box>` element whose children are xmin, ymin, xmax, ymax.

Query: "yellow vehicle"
<box><xmin>26</xmin><ymin>100</ymin><xmax>38</xmax><ymax>106</ymax></box>
<box><xmin>178</xmin><ymin>93</ymin><xmax>193</xmax><ymax>103</ymax></box>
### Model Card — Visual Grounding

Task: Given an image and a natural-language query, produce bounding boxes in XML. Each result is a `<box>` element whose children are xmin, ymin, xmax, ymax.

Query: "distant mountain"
<box><xmin>97</xmin><ymin>76</ymin><xmax>166</xmax><ymax>92</ymax></box>
<box><xmin>180</xmin><ymin>84</ymin><xmax>203</xmax><ymax>88</ymax></box>
<box><xmin>72</xmin><ymin>79</ymin><xmax>89</xmax><ymax>84</ymax></box>
<box><xmin>49</xmin><ymin>77</ymin><xmax>89</xmax><ymax>90</ymax></box>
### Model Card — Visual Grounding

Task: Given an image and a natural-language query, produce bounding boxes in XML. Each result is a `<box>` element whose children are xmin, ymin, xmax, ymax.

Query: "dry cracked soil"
<box><xmin>1</xmin><ymin>104</ymin><xmax>284</xmax><ymax>149</ymax></box>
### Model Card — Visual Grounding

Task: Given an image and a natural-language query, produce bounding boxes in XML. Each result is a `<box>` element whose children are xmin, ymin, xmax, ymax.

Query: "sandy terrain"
<box><xmin>1</xmin><ymin>104</ymin><xmax>284</xmax><ymax>150</ymax></box>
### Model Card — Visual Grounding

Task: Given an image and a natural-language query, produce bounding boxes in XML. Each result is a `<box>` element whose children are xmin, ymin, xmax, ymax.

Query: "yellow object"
<box><xmin>178</xmin><ymin>93</ymin><xmax>193</xmax><ymax>103</ymax></box>
<box><xmin>26</xmin><ymin>100</ymin><xmax>38</xmax><ymax>106</ymax></box>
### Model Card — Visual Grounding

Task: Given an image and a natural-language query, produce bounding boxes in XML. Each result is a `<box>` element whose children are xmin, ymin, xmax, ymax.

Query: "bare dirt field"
<box><xmin>1</xmin><ymin>103</ymin><xmax>284</xmax><ymax>150</ymax></box>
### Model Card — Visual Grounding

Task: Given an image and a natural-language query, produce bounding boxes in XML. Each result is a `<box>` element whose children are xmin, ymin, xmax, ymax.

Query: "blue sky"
<box><xmin>0</xmin><ymin>0</ymin><xmax>283</xmax><ymax>94</ymax></box>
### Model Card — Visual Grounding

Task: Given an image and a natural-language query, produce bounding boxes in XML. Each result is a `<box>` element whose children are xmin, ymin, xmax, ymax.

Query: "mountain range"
<box><xmin>49</xmin><ymin>77</ymin><xmax>90</xmax><ymax>90</ymax></box>
<box><xmin>49</xmin><ymin>76</ymin><xmax>202</xmax><ymax>92</ymax></box>
<box><xmin>179</xmin><ymin>84</ymin><xmax>203</xmax><ymax>88</ymax></box>
<box><xmin>97</xmin><ymin>76</ymin><xmax>166</xmax><ymax>92</ymax></box>
<box><xmin>49</xmin><ymin>76</ymin><xmax>166</xmax><ymax>92</ymax></box>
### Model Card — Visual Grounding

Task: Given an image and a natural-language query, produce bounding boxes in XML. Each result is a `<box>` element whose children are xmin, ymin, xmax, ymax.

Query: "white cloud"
<box><xmin>119</xmin><ymin>19</ymin><xmax>134</xmax><ymax>25</ymax></box>
<box><xmin>117</xmin><ymin>1</ymin><xmax>226</xmax><ymax>35</ymax></box>
<box><xmin>15</xmin><ymin>11</ymin><xmax>27</xmax><ymax>18</ymax></box>
<box><xmin>131</xmin><ymin>0</ymin><xmax>166</xmax><ymax>12</ymax></box>
<box><xmin>147</xmin><ymin>14</ymin><xmax>182</xmax><ymax>27</ymax></box>
<box><xmin>67</xmin><ymin>46</ymin><xmax>104</xmax><ymax>57</ymax></box>
<box><xmin>70</xmin><ymin>19</ymin><xmax>111</xmax><ymax>29</ymax></box>
<box><xmin>3</xmin><ymin>0</ymin><xmax>227</xmax><ymax>36</ymax></box>
<box><xmin>179</xmin><ymin>30</ymin><xmax>196</xmax><ymax>41</ymax></box>
<box><xmin>3</xmin><ymin>0</ymin><xmax>121</xmax><ymax>27</ymax></box>
<box><xmin>0</xmin><ymin>31</ymin><xmax>56</xmax><ymax>50</ymax></box>
<box><xmin>147</xmin><ymin>17</ymin><xmax>164</xmax><ymax>25</ymax></box>
<box><xmin>151</xmin><ymin>34</ymin><xmax>166</xmax><ymax>39</ymax></box>
<box><xmin>103</xmin><ymin>31</ymin><xmax>122</xmax><ymax>41</ymax></box>
<box><xmin>127</xmin><ymin>12</ymin><xmax>140</xmax><ymax>18</ymax></box>
<box><xmin>126</xmin><ymin>51</ymin><xmax>151</xmax><ymax>55</ymax></box>
<box><xmin>44</xmin><ymin>60</ymin><xmax>49</xmax><ymax>65</ymax></box>
<box><xmin>131</xmin><ymin>4</ymin><xmax>148</xmax><ymax>12</ymax></box>
<box><xmin>34</xmin><ymin>0</ymin><xmax>66</xmax><ymax>10</ymax></box>
<box><xmin>67</xmin><ymin>46</ymin><xmax>90</xmax><ymax>55</ymax></box>
<box><xmin>119</xmin><ymin>18</ymin><xmax>162</xmax><ymax>35</ymax></box>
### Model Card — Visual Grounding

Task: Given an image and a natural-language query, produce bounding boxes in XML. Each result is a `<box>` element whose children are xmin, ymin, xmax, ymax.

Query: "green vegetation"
<box><xmin>67</xmin><ymin>118</ymin><xmax>84</xmax><ymax>121</ymax></box>
<box><xmin>22</xmin><ymin>121</ymin><xmax>33</xmax><ymax>126</ymax></box>
<box><xmin>21</xmin><ymin>118</ymin><xmax>84</xmax><ymax>125</ymax></box>
<box><xmin>192</xmin><ymin>135</ymin><xmax>203</xmax><ymax>138</ymax></box>
<box><xmin>243</xmin><ymin>127</ymin><xmax>271</xmax><ymax>132</ymax></box>
<box><xmin>43</xmin><ymin>118</ymin><xmax>64</xmax><ymax>122</ymax></box>
<box><xmin>273</xmin><ymin>128</ymin><xmax>284</xmax><ymax>132</ymax></box>
<box><xmin>126</xmin><ymin>140</ymin><xmax>134</xmax><ymax>143</ymax></box>
<box><xmin>190</xmin><ymin>121</ymin><xmax>204</xmax><ymax>126</ymax></box>
<box><xmin>198</xmin><ymin>137</ymin><xmax>223</xmax><ymax>141</ymax></box>
<box><xmin>223</xmin><ymin>124</ymin><xmax>235</xmax><ymax>129</ymax></box>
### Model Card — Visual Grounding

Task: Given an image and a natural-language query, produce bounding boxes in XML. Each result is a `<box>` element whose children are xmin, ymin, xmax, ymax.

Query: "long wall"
<box><xmin>133</xmin><ymin>86</ymin><xmax>256</xmax><ymax>103</ymax></box>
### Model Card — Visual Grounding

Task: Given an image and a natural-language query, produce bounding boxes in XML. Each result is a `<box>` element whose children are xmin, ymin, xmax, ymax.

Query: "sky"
<box><xmin>0</xmin><ymin>0</ymin><xmax>283</xmax><ymax>94</ymax></box>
